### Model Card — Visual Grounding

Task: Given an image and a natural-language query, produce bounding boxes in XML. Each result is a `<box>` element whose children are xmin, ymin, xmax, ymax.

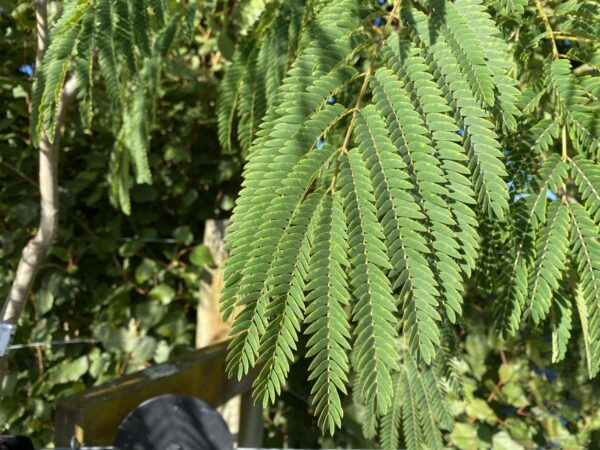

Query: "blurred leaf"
<box><xmin>154</xmin><ymin>340</ymin><xmax>171</xmax><ymax>363</ymax></box>
<box><xmin>135</xmin><ymin>301</ymin><xmax>167</xmax><ymax>330</ymax></box>
<box><xmin>173</xmin><ymin>226</ymin><xmax>194</xmax><ymax>245</ymax></box>
<box><xmin>131</xmin><ymin>336</ymin><xmax>157</xmax><ymax>362</ymax></box>
<box><xmin>49</xmin><ymin>356</ymin><xmax>89</xmax><ymax>384</ymax></box>
<box><xmin>119</xmin><ymin>240</ymin><xmax>144</xmax><ymax>257</ymax></box>
<box><xmin>492</xmin><ymin>431</ymin><xmax>524</xmax><ymax>450</ymax></box>
<box><xmin>9</xmin><ymin>201</ymin><xmax>38</xmax><ymax>225</ymax></box>
<box><xmin>189</xmin><ymin>244</ymin><xmax>214</xmax><ymax>266</ymax></box>
<box><xmin>218</xmin><ymin>32</ymin><xmax>234</xmax><ymax>59</ymax></box>
<box><xmin>149</xmin><ymin>284</ymin><xmax>176</xmax><ymax>305</ymax></box>
<box><xmin>501</xmin><ymin>382</ymin><xmax>529</xmax><ymax>408</ymax></box>
<box><xmin>35</xmin><ymin>289</ymin><xmax>53</xmax><ymax>316</ymax></box>
<box><xmin>465</xmin><ymin>334</ymin><xmax>489</xmax><ymax>380</ymax></box>
<box><xmin>466</xmin><ymin>398</ymin><xmax>497</xmax><ymax>424</ymax></box>
<box><xmin>450</xmin><ymin>423</ymin><xmax>483</xmax><ymax>450</ymax></box>
<box><xmin>135</xmin><ymin>258</ymin><xmax>159</xmax><ymax>284</ymax></box>
<box><xmin>29</xmin><ymin>399</ymin><xmax>51</xmax><ymax>420</ymax></box>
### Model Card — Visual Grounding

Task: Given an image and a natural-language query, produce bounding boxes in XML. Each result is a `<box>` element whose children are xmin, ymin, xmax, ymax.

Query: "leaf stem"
<box><xmin>561</xmin><ymin>125</ymin><xmax>568</xmax><ymax>203</ymax></box>
<box><xmin>339</xmin><ymin>0</ymin><xmax>402</xmax><ymax>153</ymax></box>
<box><xmin>561</xmin><ymin>125</ymin><xmax>567</xmax><ymax>161</ymax></box>
<box><xmin>533</xmin><ymin>0</ymin><xmax>558</xmax><ymax>59</ymax></box>
<box><xmin>552</xmin><ymin>33</ymin><xmax>593</xmax><ymax>44</ymax></box>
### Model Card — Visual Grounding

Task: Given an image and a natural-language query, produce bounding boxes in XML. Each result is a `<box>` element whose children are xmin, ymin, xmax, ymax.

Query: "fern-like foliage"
<box><xmin>220</xmin><ymin>0</ymin><xmax>521</xmax><ymax>445</ymax></box>
<box><xmin>380</xmin><ymin>348</ymin><xmax>453</xmax><ymax>450</ymax></box>
<box><xmin>218</xmin><ymin>0</ymin><xmax>306</xmax><ymax>155</ymax></box>
<box><xmin>489</xmin><ymin>0</ymin><xmax>600</xmax><ymax>379</ymax></box>
<box><xmin>219</xmin><ymin>0</ymin><xmax>599</xmax><ymax>448</ymax></box>
<box><xmin>31</xmin><ymin>0</ymin><xmax>195</xmax><ymax>213</ymax></box>
<box><xmin>29</xmin><ymin>0</ymin><xmax>600</xmax><ymax>447</ymax></box>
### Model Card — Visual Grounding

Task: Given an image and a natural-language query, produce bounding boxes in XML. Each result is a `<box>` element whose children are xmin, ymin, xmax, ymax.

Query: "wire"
<box><xmin>8</xmin><ymin>338</ymin><xmax>99</xmax><ymax>351</ymax></box>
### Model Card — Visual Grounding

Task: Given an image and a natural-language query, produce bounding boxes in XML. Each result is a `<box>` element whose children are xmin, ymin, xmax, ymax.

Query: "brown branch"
<box><xmin>0</xmin><ymin>0</ymin><xmax>77</xmax><ymax>390</ymax></box>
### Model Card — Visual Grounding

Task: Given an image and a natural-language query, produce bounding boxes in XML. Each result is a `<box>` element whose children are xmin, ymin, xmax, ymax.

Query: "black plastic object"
<box><xmin>0</xmin><ymin>436</ymin><xmax>34</xmax><ymax>450</ymax></box>
<box><xmin>113</xmin><ymin>394</ymin><xmax>233</xmax><ymax>450</ymax></box>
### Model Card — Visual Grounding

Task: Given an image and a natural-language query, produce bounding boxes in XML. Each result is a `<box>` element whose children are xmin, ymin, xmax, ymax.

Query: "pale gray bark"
<box><xmin>0</xmin><ymin>0</ymin><xmax>76</xmax><ymax>391</ymax></box>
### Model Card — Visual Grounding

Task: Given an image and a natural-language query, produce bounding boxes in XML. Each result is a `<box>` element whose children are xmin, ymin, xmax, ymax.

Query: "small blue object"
<box><xmin>520</xmin><ymin>170</ymin><xmax>533</xmax><ymax>182</ymax></box>
<box><xmin>506</xmin><ymin>181</ymin><xmax>515</xmax><ymax>190</ymax></box>
<box><xmin>19</xmin><ymin>64</ymin><xmax>33</xmax><ymax>77</ymax></box>
<box><xmin>503</xmin><ymin>148</ymin><xmax>510</xmax><ymax>156</ymax></box>
<box><xmin>378</xmin><ymin>0</ymin><xmax>386</xmax><ymax>4</ymax></box>
<box><xmin>546</xmin><ymin>189</ymin><xmax>558</xmax><ymax>201</ymax></box>
<box><xmin>513</xmin><ymin>193</ymin><xmax>529</xmax><ymax>202</ymax></box>
<box><xmin>563</xmin><ymin>39</ymin><xmax>571</xmax><ymax>47</ymax></box>
<box><xmin>327</xmin><ymin>96</ymin><xmax>335</xmax><ymax>105</ymax></box>
<box><xmin>0</xmin><ymin>6</ymin><xmax>5</xmax><ymax>13</ymax></box>
<box><xmin>317</xmin><ymin>138</ymin><xmax>324</xmax><ymax>149</ymax></box>
<box><xmin>504</xmin><ymin>406</ymin><xmax>517</xmax><ymax>417</ymax></box>
<box><xmin>565</xmin><ymin>398</ymin><xmax>579</xmax><ymax>407</ymax></box>
<box><xmin>559</xmin><ymin>416</ymin><xmax>568</xmax><ymax>426</ymax></box>
<box><xmin>458</xmin><ymin>128</ymin><xmax>465</xmax><ymax>137</ymax></box>
<box><xmin>373</xmin><ymin>17</ymin><xmax>382</xmax><ymax>27</ymax></box>
<box><xmin>544</xmin><ymin>368</ymin><xmax>557</xmax><ymax>382</ymax></box>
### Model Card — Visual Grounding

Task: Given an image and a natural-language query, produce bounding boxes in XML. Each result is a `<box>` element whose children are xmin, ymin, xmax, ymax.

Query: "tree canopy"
<box><xmin>1</xmin><ymin>0</ymin><xmax>599</xmax><ymax>448</ymax></box>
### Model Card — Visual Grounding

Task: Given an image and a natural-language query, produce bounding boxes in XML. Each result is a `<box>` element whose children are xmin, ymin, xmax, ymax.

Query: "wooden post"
<box><xmin>195</xmin><ymin>219</ymin><xmax>263</xmax><ymax>448</ymax></box>
<box><xmin>196</xmin><ymin>219</ymin><xmax>231</xmax><ymax>348</ymax></box>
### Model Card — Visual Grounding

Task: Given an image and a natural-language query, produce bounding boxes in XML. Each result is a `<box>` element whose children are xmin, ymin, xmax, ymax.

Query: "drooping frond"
<box><xmin>569</xmin><ymin>203</ymin><xmax>600</xmax><ymax>377</ymax></box>
<box><xmin>304</xmin><ymin>191</ymin><xmax>351</xmax><ymax>435</ymax></box>
<box><xmin>31</xmin><ymin>0</ymin><xmax>88</xmax><ymax>145</ymax></box>
<box><xmin>547</xmin><ymin>58</ymin><xmax>600</xmax><ymax>160</ymax></box>
<box><xmin>381</xmin><ymin>349</ymin><xmax>451</xmax><ymax>450</ymax></box>
<box><xmin>380</xmin><ymin>371</ymin><xmax>403</xmax><ymax>450</ymax></box>
<box><xmin>382</xmin><ymin>39</ymin><xmax>478</xmax><ymax>308</ymax></box>
<box><xmin>220</xmin><ymin>0</ymin><xmax>520</xmax><ymax>439</ymax></box>
<box><xmin>570</xmin><ymin>156</ymin><xmax>600</xmax><ymax>223</ymax></box>
<box><xmin>216</xmin><ymin>0</ymin><xmax>599</xmax><ymax>447</ymax></box>
<box><xmin>452</xmin><ymin>0</ymin><xmax>521</xmax><ymax>132</ymax></box>
<box><xmin>252</xmin><ymin>189</ymin><xmax>324</xmax><ymax>405</ymax></box>
<box><xmin>551</xmin><ymin>285</ymin><xmax>573</xmax><ymax>364</ymax></box>
<box><xmin>339</xmin><ymin>147</ymin><xmax>397</xmax><ymax>416</ymax></box>
<box><xmin>73</xmin><ymin>7</ymin><xmax>96</xmax><ymax>128</ymax></box>
<box><xmin>526</xmin><ymin>202</ymin><xmax>570</xmax><ymax>324</ymax></box>
<box><xmin>218</xmin><ymin>0</ymin><xmax>315</xmax><ymax>155</ymax></box>
<box><xmin>31</xmin><ymin>0</ymin><xmax>192</xmax><ymax>213</ymax></box>
<box><xmin>365</xmin><ymin>75</ymin><xmax>445</xmax><ymax>361</ymax></box>
<box><xmin>405</xmin><ymin>7</ymin><xmax>510</xmax><ymax>219</ymax></box>
<box><xmin>494</xmin><ymin>155</ymin><xmax>569</xmax><ymax>336</ymax></box>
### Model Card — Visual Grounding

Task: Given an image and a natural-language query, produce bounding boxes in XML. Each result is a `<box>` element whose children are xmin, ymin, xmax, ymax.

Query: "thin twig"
<box><xmin>561</xmin><ymin>126</ymin><xmax>568</xmax><ymax>203</ymax></box>
<box><xmin>0</xmin><ymin>160</ymin><xmax>38</xmax><ymax>187</ymax></box>
<box><xmin>561</xmin><ymin>125</ymin><xmax>568</xmax><ymax>161</ymax></box>
<box><xmin>552</xmin><ymin>33</ymin><xmax>594</xmax><ymax>44</ymax></box>
<box><xmin>533</xmin><ymin>0</ymin><xmax>558</xmax><ymax>59</ymax></box>
<box><xmin>339</xmin><ymin>0</ymin><xmax>403</xmax><ymax>153</ymax></box>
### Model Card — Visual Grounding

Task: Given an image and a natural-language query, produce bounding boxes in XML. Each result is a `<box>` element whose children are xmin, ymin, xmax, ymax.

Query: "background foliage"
<box><xmin>0</xmin><ymin>0</ymin><xmax>242</xmax><ymax>443</ymax></box>
<box><xmin>1</xmin><ymin>0</ymin><xmax>599</xmax><ymax>449</ymax></box>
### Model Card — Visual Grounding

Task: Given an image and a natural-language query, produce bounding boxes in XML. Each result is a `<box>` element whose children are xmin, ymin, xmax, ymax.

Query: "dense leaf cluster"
<box><xmin>0</xmin><ymin>1</ymin><xmax>241</xmax><ymax>444</ymax></box>
<box><xmin>2</xmin><ymin>0</ymin><xmax>599</xmax><ymax>448</ymax></box>
<box><xmin>218</xmin><ymin>0</ymin><xmax>600</xmax><ymax>448</ymax></box>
